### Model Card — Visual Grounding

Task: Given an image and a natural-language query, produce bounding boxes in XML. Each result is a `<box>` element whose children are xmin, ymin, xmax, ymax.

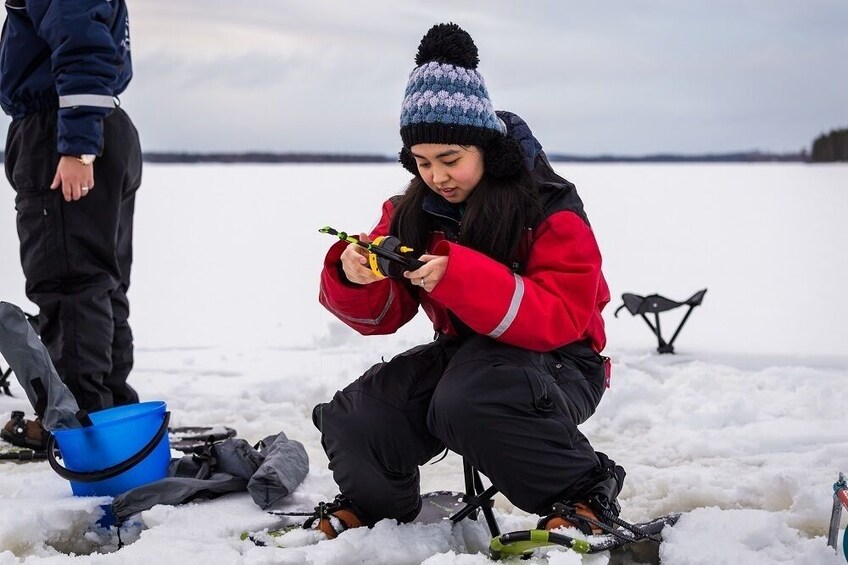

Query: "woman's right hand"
<box><xmin>340</xmin><ymin>233</ymin><xmax>384</xmax><ymax>285</ymax></box>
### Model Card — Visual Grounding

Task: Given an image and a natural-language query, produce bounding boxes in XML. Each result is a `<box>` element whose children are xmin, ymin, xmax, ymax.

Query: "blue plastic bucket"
<box><xmin>49</xmin><ymin>401</ymin><xmax>171</xmax><ymax>497</ymax></box>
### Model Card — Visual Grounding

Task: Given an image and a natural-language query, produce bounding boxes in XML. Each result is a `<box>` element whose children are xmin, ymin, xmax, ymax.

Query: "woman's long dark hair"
<box><xmin>390</xmin><ymin>164</ymin><xmax>542</xmax><ymax>268</ymax></box>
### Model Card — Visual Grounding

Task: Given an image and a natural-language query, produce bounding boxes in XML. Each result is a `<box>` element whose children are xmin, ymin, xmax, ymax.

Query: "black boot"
<box><xmin>537</xmin><ymin>451</ymin><xmax>625</xmax><ymax>535</ymax></box>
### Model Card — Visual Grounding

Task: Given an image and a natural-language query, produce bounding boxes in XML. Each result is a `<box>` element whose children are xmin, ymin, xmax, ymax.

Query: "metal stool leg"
<box><xmin>450</xmin><ymin>459</ymin><xmax>500</xmax><ymax>536</ymax></box>
<box><xmin>0</xmin><ymin>364</ymin><xmax>12</xmax><ymax>396</ymax></box>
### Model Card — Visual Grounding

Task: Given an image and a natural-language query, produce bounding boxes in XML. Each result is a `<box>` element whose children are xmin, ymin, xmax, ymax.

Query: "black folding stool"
<box><xmin>614</xmin><ymin>289</ymin><xmax>707</xmax><ymax>354</ymax></box>
<box><xmin>449</xmin><ymin>459</ymin><xmax>501</xmax><ymax>536</ymax></box>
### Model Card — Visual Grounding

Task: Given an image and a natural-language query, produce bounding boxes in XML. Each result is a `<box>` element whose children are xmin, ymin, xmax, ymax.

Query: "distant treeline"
<box><xmin>810</xmin><ymin>128</ymin><xmax>848</xmax><ymax>162</ymax></box>
<box><xmin>0</xmin><ymin>148</ymin><xmax>841</xmax><ymax>164</ymax></box>
<box><xmin>143</xmin><ymin>152</ymin><xmax>394</xmax><ymax>164</ymax></box>
<box><xmin>122</xmin><ymin>150</ymin><xmax>812</xmax><ymax>163</ymax></box>
<box><xmin>545</xmin><ymin>151</ymin><xmax>804</xmax><ymax>163</ymax></box>
<box><xmin>0</xmin><ymin>150</ymin><xmax>802</xmax><ymax>164</ymax></box>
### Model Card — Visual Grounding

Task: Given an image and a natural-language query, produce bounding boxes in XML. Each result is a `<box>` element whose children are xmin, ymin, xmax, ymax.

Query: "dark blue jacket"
<box><xmin>0</xmin><ymin>0</ymin><xmax>133</xmax><ymax>156</ymax></box>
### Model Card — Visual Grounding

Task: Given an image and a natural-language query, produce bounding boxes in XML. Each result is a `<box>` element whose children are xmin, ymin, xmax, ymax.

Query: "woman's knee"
<box><xmin>314</xmin><ymin>391</ymin><xmax>392</xmax><ymax>449</ymax></box>
<box><xmin>427</xmin><ymin>377</ymin><xmax>468</xmax><ymax>441</ymax></box>
<box><xmin>427</xmin><ymin>353</ymin><xmax>520</xmax><ymax>443</ymax></box>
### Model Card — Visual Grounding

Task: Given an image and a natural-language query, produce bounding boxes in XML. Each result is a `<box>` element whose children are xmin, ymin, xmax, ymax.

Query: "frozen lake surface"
<box><xmin>0</xmin><ymin>162</ymin><xmax>846</xmax><ymax>564</ymax></box>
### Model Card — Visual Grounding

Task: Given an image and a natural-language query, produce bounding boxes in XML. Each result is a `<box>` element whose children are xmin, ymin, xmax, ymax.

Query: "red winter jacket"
<box><xmin>319</xmin><ymin>113</ymin><xmax>609</xmax><ymax>353</ymax></box>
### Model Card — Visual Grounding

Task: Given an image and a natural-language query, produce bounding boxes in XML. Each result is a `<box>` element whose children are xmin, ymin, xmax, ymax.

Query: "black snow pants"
<box><xmin>5</xmin><ymin>107</ymin><xmax>142</xmax><ymax>412</ymax></box>
<box><xmin>313</xmin><ymin>333</ymin><xmax>608</xmax><ymax>524</ymax></box>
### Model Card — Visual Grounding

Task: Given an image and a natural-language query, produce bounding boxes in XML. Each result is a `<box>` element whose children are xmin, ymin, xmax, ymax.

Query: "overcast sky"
<box><xmin>3</xmin><ymin>0</ymin><xmax>847</xmax><ymax>155</ymax></box>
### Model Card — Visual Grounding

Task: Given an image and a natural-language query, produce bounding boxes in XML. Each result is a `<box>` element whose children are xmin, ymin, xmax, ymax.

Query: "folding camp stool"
<box><xmin>614</xmin><ymin>289</ymin><xmax>707</xmax><ymax>354</ymax></box>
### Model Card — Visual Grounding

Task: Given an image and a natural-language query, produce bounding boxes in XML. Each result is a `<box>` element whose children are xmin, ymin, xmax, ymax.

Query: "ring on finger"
<box><xmin>419</xmin><ymin>277</ymin><xmax>426</xmax><ymax>287</ymax></box>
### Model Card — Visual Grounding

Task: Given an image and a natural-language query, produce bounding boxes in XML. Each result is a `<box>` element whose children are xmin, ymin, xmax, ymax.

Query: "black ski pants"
<box><xmin>313</xmin><ymin>334</ymin><xmax>607</xmax><ymax>524</ymax></box>
<box><xmin>5</xmin><ymin>107</ymin><xmax>142</xmax><ymax>412</ymax></box>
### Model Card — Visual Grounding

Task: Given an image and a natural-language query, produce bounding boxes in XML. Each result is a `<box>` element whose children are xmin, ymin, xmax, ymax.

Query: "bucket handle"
<box><xmin>46</xmin><ymin>411</ymin><xmax>171</xmax><ymax>484</ymax></box>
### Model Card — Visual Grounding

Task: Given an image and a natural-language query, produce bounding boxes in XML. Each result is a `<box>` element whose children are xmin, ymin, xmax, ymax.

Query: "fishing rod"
<box><xmin>319</xmin><ymin>226</ymin><xmax>425</xmax><ymax>279</ymax></box>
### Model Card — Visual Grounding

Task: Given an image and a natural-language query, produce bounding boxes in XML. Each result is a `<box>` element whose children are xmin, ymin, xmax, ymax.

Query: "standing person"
<box><xmin>0</xmin><ymin>0</ymin><xmax>142</xmax><ymax>449</ymax></box>
<box><xmin>310</xmin><ymin>23</ymin><xmax>624</xmax><ymax>539</ymax></box>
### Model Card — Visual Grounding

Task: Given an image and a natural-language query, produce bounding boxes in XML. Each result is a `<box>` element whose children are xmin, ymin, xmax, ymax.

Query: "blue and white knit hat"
<box><xmin>400</xmin><ymin>23</ymin><xmax>505</xmax><ymax>148</ymax></box>
<box><xmin>399</xmin><ymin>23</ymin><xmax>524</xmax><ymax>178</ymax></box>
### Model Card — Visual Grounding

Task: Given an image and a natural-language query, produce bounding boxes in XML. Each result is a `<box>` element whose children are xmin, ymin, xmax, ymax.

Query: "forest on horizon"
<box><xmin>1</xmin><ymin>128</ymin><xmax>845</xmax><ymax>164</ymax></box>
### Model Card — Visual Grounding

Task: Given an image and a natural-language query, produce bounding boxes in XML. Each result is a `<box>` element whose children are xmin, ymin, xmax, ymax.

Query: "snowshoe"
<box><xmin>168</xmin><ymin>425</ymin><xmax>237</xmax><ymax>453</ymax></box>
<box><xmin>0</xmin><ymin>443</ymin><xmax>47</xmax><ymax>462</ymax></box>
<box><xmin>1</xmin><ymin>423</ymin><xmax>239</xmax><ymax>463</ymax></box>
<box><xmin>242</xmin><ymin>490</ymin><xmax>470</xmax><ymax>548</ymax></box>
<box><xmin>489</xmin><ymin>512</ymin><xmax>680</xmax><ymax>560</ymax></box>
<box><xmin>0</xmin><ymin>411</ymin><xmax>47</xmax><ymax>462</ymax></box>
<box><xmin>1</xmin><ymin>410</ymin><xmax>47</xmax><ymax>450</ymax></box>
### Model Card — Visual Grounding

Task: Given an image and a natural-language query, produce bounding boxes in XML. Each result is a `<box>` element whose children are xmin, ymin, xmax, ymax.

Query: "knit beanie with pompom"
<box><xmin>398</xmin><ymin>23</ymin><xmax>523</xmax><ymax>178</ymax></box>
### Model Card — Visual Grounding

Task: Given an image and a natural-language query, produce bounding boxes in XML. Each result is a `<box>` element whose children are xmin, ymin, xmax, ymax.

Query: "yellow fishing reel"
<box><xmin>367</xmin><ymin>236</ymin><xmax>420</xmax><ymax>278</ymax></box>
<box><xmin>319</xmin><ymin>226</ymin><xmax>425</xmax><ymax>279</ymax></box>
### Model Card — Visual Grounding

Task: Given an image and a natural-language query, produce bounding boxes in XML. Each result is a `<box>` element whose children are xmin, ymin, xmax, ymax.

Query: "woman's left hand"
<box><xmin>404</xmin><ymin>255</ymin><xmax>447</xmax><ymax>293</ymax></box>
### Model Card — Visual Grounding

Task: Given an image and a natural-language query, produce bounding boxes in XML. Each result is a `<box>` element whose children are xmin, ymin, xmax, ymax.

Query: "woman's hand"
<box><xmin>404</xmin><ymin>254</ymin><xmax>448</xmax><ymax>293</ymax></box>
<box><xmin>340</xmin><ymin>233</ymin><xmax>384</xmax><ymax>285</ymax></box>
<box><xmin>51</xmin><ymin>156</ymin><xmax>95</xmax><ymax>202</ymax></box>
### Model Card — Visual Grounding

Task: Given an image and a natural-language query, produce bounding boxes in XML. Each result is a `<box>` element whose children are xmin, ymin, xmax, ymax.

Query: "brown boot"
<box><xmin>1</xmin><ymin>411</ymin><xmax>47</xmax><ymax>450</ymax></box>
<box><xmin>303</xmin><ymin>496</ymin><xmax>365</xmax><ymax>539</ymax></box>
<box><xmin>538</xmin><ymin>502</ymin><xmax>604</xmax><ymax>535</ymax></box>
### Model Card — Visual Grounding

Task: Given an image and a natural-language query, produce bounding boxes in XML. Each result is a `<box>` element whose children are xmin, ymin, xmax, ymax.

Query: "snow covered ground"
<box><xmin>0</xmin><ymin>162</ymin><xmax>846</xmax><ymax>564</ymax></box>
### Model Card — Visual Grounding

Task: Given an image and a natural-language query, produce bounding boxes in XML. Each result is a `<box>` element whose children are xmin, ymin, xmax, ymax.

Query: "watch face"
<box><xmin>79</xmin><ymin>155</ymin><xmax>96</xmax><ymax>165</ymax></box>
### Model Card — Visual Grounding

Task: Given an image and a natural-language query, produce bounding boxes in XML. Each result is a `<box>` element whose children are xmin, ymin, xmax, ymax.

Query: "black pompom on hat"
<box><xmin>414</xmin><ymin>22</ymin><xmax>479</xmax><ymax>68</ymax></box>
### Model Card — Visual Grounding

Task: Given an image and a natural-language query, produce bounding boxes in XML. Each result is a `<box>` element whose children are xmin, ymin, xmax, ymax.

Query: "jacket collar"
<box><xmin>422</xmin><ymin>191</ymin><xmax>464</xmax><ymax>225</ymax></box>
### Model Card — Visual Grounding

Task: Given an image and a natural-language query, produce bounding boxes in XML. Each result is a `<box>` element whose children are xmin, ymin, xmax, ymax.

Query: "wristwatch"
<box><xmin>76</xmin><ymin>154</ymin><xmax>96</xmax><ymax>166</ymax></box>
